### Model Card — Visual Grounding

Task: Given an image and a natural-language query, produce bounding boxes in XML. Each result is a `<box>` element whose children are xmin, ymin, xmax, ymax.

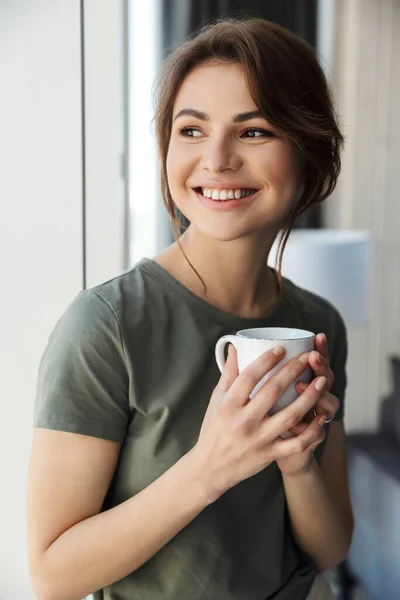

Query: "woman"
<box><xmin>28</xmin><ymin>18</ymin><xmax>354</xmax><ymax>600</ymax></box>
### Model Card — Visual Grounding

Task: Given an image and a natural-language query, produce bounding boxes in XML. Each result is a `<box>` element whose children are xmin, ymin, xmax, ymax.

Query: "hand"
<box><xmin>276</xmin><ymin>333</ymin><xmax>340</xmax><ymax>478</ymax></box>
<box><xmin>295</xmin><ymin>333</ymin><xmax>339</xmax><ymax>423</ymax></box>
<box><xmin>192</xmin><ymin>345</ymin><xmax>329</xmax><ymax>501</ymax></box>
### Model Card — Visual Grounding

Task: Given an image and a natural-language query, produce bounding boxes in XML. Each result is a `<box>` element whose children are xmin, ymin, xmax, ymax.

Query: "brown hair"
<box><xmin>154</xmin><ymin>18</ymin><xmax>344</xmax><ymax>293</ymax></box>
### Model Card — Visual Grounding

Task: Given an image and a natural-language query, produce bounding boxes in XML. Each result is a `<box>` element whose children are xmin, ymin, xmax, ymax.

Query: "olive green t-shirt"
<box><xmin>34</xmin><ymin>257</ymin><xmax>347</xmax><ymax>600</ymax></box>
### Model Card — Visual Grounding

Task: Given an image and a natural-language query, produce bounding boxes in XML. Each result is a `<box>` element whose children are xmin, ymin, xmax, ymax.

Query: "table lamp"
<box><xmin>268</xmin><ymin>229</ymin><xmax>371</xmax><ymax>326</ymax></box>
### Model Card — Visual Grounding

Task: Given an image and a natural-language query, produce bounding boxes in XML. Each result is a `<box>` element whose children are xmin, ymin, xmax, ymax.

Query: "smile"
<box><xmin>194</xmin><ymin>187</ymin><xmax>259</xmax><ymax>201</ymax></box>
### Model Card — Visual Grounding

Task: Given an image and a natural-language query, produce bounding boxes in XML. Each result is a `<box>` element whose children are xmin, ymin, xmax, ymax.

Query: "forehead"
<box><xmin>173</xmin><ymin>62</ymin><xmax>258</xmax><ymax>116</ymax></box>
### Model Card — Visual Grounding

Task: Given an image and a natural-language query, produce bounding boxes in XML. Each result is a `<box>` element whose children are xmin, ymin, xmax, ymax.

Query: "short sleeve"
<box><xmin>328</xmin><ymin>309</ymin><xmax>348</xmax><ymax>422</ymax></box>
<box><xmin>34</xmin><ymin>290</ymin><xmax>130</xmax><ymax>442</ymax></box>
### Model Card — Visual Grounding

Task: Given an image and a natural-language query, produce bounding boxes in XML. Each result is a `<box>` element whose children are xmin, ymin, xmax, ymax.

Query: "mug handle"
<box><xmin>215</xmin><ymin>335</ymin><xmax>237</xmax><ymax>372</ymax></box>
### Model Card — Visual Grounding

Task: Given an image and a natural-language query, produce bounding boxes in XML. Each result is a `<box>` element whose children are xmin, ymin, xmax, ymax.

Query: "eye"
<box><xmin>180</xmin><ymin>127</ymin><xmax>204</xmax><ymax>138</ymax></box>
<box><xmin>241</xmin><ymin>128</ymin><xmax>275</xmax><ymax>139</ymax></box>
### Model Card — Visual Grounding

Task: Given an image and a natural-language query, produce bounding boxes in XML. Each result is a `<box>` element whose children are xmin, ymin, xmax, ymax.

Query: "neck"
<box><xmin>155</xmin><ymin>225</ymin><xmax>280</xmax><ymax>319</ymax></box>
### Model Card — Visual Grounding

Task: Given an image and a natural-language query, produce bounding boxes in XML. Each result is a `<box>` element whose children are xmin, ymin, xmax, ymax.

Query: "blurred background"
<box><xmin>1</xmin><ymin>1</ymin><xmax>399</xmax><ymax>598</ymax></box>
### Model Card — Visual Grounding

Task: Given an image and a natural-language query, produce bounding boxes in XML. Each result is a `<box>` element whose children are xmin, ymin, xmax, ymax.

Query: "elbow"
<box><xmin>31</xmin><ymin>584</ymin><xmax>81</xmax><ymax>600</ymax></box>
<box><xmin>317</xmin><ymin>551</ymin><xmax>349</xmax><ymax>573</ymax></box>
<box><xmin>317</xmin><ymin>527</ymin><xmax>354</xmax><ymax>573</ymax></box>
<box><xmin>31</xmin><ymin>576</ymin><xmax>55</xmax><ymax>600</ymax></box>
<box><xmin>31</xmin><ymin>582</ymin><xmax>81</xmax><ymax>600</ymax></box>
<box><xmin>339</xmin><ymin>512</ymin><xmax>355</xmax><ymax>565</ymax></box>
<box><xmin>334</xmin><ymin>510</ymin><xmax>354</xmax><ymax>567</ymax></box>
<box><xmin>30</xmin><ymin>575</ymin><xmax>59</xmax><ymax>600</ymax></box>
<box><xmin>30</xmin><ymin>557</ymin><xmax>50</xmax><ymax>600</ymax></box>
<box><xmin>29</xmin><ymin>554</ymin><xmax>55</xmax><ymax>600</ymax></box>
<box><xmin>30</xmin><ymin>563</ymin><xmax>80</xmax><ymax>600</ymax></box>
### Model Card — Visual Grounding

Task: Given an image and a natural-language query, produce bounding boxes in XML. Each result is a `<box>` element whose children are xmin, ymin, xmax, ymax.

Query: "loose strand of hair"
<box><xmin>169</xmin><ymin>209</ymin><xmax>208</xmax><ymax>294</ymax></box>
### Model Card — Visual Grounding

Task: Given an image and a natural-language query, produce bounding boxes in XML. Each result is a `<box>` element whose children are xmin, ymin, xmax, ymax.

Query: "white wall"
<box><xmin>325</xmin><ymin>0</ymin><xmax>400</xmax><ymax>431</ymax></box>
<box><xmin>0</xmin><ymin>1</ymin><xmax>83</xmax><ymax>597</ymax></box>
<box><xmin>0</xmin><ymin>1</ymin><xmax>124</xmax><ymax>598</ymax></box>
<box><xmin>128</xmin><ymin>0</ymin><xmax>164</xmax><ymax>263</ymax></box>
<box><xmin>84</xmin><ymin>0</ymin><xmax>126</xmax><ymax>288</ymax></box>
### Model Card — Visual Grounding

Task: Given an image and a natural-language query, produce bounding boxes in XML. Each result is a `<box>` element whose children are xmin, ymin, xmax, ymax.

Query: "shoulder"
<box><xmin>84</xmin><ymin>258</ymin><xmax>166</xmax><ymax>324</ymax></box>
<box><xmin>45</xmin><ymin>263</ymin><xmax>152</xmax><ymax>359</ymax></box>
<box><xmin>36</xmin><ymin>288</ymin><xmax>132</xmax><ymax>443</ymax></box>
<box><xmin>42</xmin><ymin>287</ymin><xmax>127</xmax><ymax>375</ymax></box>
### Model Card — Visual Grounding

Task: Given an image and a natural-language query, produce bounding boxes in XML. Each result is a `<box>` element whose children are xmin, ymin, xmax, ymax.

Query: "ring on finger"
<box><xmin>313</xmin><ymin>406</ymin><xmax>334</xmax><ymax>424</ymax></box>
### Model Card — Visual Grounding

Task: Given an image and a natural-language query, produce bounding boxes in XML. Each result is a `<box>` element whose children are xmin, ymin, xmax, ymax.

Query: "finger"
<box><xmin>287</xmin><ymin>421</ymin><xmax>309</xmax><ymax>436</ymax></box>
<box><xmin>308</xmin><ymin>350</ymin><xmax>334</xmax><ymax>390</ymax></box>
<box><xmin>217</xmin><ymin>344</ymin><xmax>239</xmax><ymax>394</ymax></box>
<box><xmin>260</xmin><ymin>375</ymin><xmax>327</xmax><ymax>440</ymax></box>
<box><xmin>245</xmin><ymin>352</ymin><xmax>311</xmax><ymax>421</ymax></box>
<box><xmin>315</xmin><ymin>332</ymin><xmax>329</xmax><ymax>361</ymax></box>
<box><xmin>271</xmin><ymin>414</ymin><xmax>327</xmax><ymax>458</ymax></box>
<box><xmin>224</xmin><ymin>345</ymin><xmax>286</xmax><ymax>407</ymax></box>
<box><xmin>296</xmin><ymin>382</ymin><xmax>339</xmax><ymax>420</ymax></box>
<box><xmin>314</xmin><ymin>392</ymin><xmax>339</xmax><ymax>420</ymax></box>
<box><xmin>287</xmin><ymin>409</ymin><xmax>314</xmax><ymax>435</ymax></box>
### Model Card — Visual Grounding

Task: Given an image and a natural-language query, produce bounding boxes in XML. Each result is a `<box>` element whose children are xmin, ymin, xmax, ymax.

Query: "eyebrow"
<box><xmin>173</xmin><ymin>108</ymin><xmax>266</xmax><ymax>123</ymax></box>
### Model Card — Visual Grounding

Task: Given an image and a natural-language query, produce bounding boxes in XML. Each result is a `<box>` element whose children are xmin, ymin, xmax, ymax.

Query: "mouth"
<box><xmin>193</xmin><ymin>187</ymin><xmax>260</xmax><ymax>202</ymax></box>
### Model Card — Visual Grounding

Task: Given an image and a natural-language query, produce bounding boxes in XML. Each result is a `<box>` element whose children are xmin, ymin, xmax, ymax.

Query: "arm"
<box><xmin>27</xmin><ymin>428</ymin><xmax>211</xmax><ymax>600</ymax></box>
<box><xmin>28</xmin><ymin>291</ymin><xmax>213</xmax><ymax>599</ymax></box>
<box><xmin>281</xmin><ymin>421</ymin><xmax>354</xmax><ymax>572</ymax></box>
<box><xmin>27</xmin><ymin>344</ymin><xmax>333</xmax><ymax>600</ymax></box>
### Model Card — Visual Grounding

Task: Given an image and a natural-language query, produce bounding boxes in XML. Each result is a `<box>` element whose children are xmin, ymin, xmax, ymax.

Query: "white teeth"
<box><xmin>201</xmin><ymin>188</ymin><xmax>255</xmax><ymax>201</ymax></box>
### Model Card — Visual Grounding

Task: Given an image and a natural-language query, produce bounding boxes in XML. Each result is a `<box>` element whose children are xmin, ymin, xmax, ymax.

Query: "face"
<box><xmin>166</xmin><ymin>61</ymin><xmax>302</xmax><ymax>243</ymax></box>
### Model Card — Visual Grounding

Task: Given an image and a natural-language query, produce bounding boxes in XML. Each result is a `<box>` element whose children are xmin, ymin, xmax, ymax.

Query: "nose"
<box><xmin>202</xmin><ymin>134</ymin><xmax>242</xmax><ymax>173</ymax></box>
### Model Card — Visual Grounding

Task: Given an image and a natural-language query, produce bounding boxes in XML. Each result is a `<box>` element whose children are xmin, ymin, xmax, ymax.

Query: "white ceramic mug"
<box><xmin>215</xmin><ymin>327</ymin><xmax>315</xmax><ymax>416</ymax></box>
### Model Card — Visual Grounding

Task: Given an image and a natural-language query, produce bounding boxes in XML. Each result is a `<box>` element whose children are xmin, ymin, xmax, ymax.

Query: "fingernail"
<box><xmin>298</xmin><ymin>381</ymin><xmax>307</xmax><ymax>391</ymax></box>
<box><xmin>319</xmin><ymin>333</ymin><xmax>326</xmax><ymax>343</ymax></box>
<box><xmin>273</xmin><ymin>345</ymin><xmax>285</xmax><ymax>356</ymax></box>
<box><xmin>315</xmin><ymin>376</ymin><xmax>327</xmax><ymax>391</ymax></box>
<box><xmin>298</xmin><ymin>352</ymin><xmax>310</xmax><ymax>365</ymax></box>
<box><xmin>318</xmin><ymin>415</ymin><xmax>327</xmax><ymax>427</ymax></box>
<box><xmin>316</xmin><ymin>352</ymin><xmax>323</xmax><ymax>365</ymax></box>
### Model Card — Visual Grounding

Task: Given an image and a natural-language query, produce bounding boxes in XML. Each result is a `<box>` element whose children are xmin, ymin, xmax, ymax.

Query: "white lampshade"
<box><xmin>268</xmin><ymin>229</ymin><xmax>371</xmax><ymax>326</ymax></box>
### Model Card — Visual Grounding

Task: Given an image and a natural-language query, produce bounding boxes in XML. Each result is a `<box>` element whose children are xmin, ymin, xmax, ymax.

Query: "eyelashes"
<box><xmin>241</xmin><ymin>128</ymin><xmax>276</xmax><ymax>139</ymax></box>
<box><xmin>180</xmin><ymin>127</ymin><xmax>203</xmax><ymax>138</ymax></box>
<box><xmin>179</xmin><ymin>126</ymin><xmax>276</xmax><ymax>139</ymax></box>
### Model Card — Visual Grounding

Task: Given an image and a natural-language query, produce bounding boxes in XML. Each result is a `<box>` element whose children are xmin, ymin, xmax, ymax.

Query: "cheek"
<box><xmin>264</xmin><ymin>147</ymin><xmax>302</xmax><ymax>194</ymax></box>
<box><xmin>166</xmin><ymin>141</ymin><xmax>190</xmax><ymax>192</ymax></box>
<box><xmin>166</xmin><ymin>143</ymin><xmax>177</xmax><ymax>187</ymax></box>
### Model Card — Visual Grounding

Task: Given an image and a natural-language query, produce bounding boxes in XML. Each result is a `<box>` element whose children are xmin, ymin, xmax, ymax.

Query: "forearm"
<box><xmin>36</xmin><ymin>450</ymin><xmax>213</xmax><ymax>600</ymax></box>
<box><xmin>282</xmin><ymin>458</ymin><xmax>354</xmax><ymax>572</ymax></box>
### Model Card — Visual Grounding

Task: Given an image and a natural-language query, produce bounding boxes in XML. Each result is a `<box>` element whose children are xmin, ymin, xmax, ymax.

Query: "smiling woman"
<box><xmin>29</xmin><ymin>17</ymin><xmax>350</xmax><ymax>600</ymax></box>
<box><xmin>164</xmin><ymin>61</ymin><xmax>300</xmax><ymax>258</ymax></box>
<box><xmin>155</xmin><ymin>19</ymin><xmax>343</xmax><ymax>293</ymax></box>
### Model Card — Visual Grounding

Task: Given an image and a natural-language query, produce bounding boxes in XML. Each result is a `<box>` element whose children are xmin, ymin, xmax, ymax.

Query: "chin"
<box><xmin>176</xmin><ymin>198</ymin><xmax>288</xmax><ymax>243</ymax></box>
<box><xmin>192</xmin><ymin>219</ymin><xmax>271</xmax><ymax>243</ymax></box>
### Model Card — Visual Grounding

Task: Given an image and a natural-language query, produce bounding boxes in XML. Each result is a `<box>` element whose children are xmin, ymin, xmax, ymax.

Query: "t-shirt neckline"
<box><xmin>138</xmin><ymin>257</ymin><xmax>291</xmax><ymax>329</ymax></box>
